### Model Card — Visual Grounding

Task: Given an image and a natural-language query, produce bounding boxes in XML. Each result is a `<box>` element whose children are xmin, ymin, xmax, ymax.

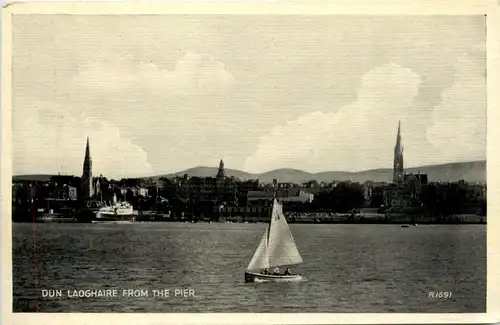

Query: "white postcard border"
<box><xmin>1</xmin><ymin>1</ymin><xmax>499</xmax><ymax>324</ymax></box>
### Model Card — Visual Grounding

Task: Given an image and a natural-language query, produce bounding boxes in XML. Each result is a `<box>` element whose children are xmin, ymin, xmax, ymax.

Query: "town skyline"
<box><xmin>12</xmin><ymin>122</ymin><xmax>487</xmax><ymax>181</ymax></box>
<box><xmin>13</xmin><ymin>132</ymin><xmax>486</xmax><ymax>184</ymax></box>
<box><xmin>11</xmin><ymin>158</ymin><xmax>487</xmax><ymax>177</ymax></box>
<box><xmin>12</xmin><ymin>15</ymin><xmax>486</xmax><ymax>179</ymax></box>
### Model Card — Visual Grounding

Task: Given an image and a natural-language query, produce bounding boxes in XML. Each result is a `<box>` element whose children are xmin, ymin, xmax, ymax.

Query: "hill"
<box><xmin>159</xmin><ymin>160</ymin><xmax>486</xmax><ymax>184</ymax></box>
<box><xmin>13</xmin><ymin>160</ymin><xmax>486</xmax><ymax>184</ymax></box>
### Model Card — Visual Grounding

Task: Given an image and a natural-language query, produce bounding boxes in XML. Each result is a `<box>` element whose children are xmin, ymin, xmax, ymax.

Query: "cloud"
<box><xmin>426</xmin><ymin>47</ymin><xmax>486</xmax><ymax>161</ymax></box>
<box><xmin>73</xmin><ymin>51</ymin><xmax>235</xmax><ymax>96</ymax></box>
<box><xmin>14</xmin><ymin>52</ymin><xmax>242</xmax><ymax>177</ymax></box>
<box><xmin>12</xmin><ymin>16</ymin><xmax>486</xmax><ymax>177</ymax></box>
<box><xmin>245</xmin><ymin>49</ymin><xmax>486</xmax><ymax>174</ymax></box>
<box><xmin>244</xmin><ymin>63</ymin><xmax>425</xmax><ymax>173</ymax></box>
<box><xmin>13</xmin><ymin>100</ymin><xmax>153</xmax><ymax>179</ymax></box>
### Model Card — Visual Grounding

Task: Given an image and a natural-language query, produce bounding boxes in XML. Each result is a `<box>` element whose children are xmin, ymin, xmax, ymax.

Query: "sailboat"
<box><xmin>244</xmin><ymin>199</ymin><xmax>303</xmax><ymax>282</ymax></box>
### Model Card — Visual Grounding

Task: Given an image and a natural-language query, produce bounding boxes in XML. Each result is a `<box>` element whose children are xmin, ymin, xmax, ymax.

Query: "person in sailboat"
<box><xmin>273</xmin><ymin>266</ymin><xmax>280</xmax><ymax>275</ymax></box>
<box><xmin>284</xmin><ymin>268</ymin><xmax>291</xmax><ymax>276</ymax></box>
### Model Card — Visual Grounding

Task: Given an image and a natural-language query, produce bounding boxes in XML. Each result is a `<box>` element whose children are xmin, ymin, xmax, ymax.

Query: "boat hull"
<box><xmin>91</xmin><ymin>220</ymin><xmax>134</xmax><ymax>224</ymax></box>
<box><xmin>96</xmin><ymin>211</ymin><xmax>134</xmax><ymax>218</ymax></box>
<box><xmin>94</xmin><ymin>212</ymin><xmax>135</xmax><ymax>222</ymax></box>
<box><xmin>244</xmin><ymin>271</ymin><xmax>302</xmax><ymax>283</ymax></box>
<box><xmin>95</xmin><ymin>215</ymin><xmax>134</xmax><ymax>221</ymax></box>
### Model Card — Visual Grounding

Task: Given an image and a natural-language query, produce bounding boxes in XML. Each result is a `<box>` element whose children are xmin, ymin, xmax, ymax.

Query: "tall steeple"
<box><xmin>216</xmin><ymin>158</ymin><xmax>226</xmax><ymax>179</ymax></box>
<box><xmin>85</xmin><ymin>137</ymin><xmax>90</xmax><ymax>159</ymax></box>
<box><xmin>393</xmin><ymin>121</ymin><xmax>404</xmax><ymax>185</ymax></box>
<box><xmin>81</xmin><ymin>137</ymin><xmax>94</xmax><ymax>199</ymax></box>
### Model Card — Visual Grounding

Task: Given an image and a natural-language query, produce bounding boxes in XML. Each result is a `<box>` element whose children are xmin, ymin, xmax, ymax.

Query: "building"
<box><xmin>275</xmin><ymin>181</ymin><xmax>298</xmax><ymax>189</ymax></box>
<box><xmin>139</xmin><ymin>188</ymin><xmax>149</xmax><ymax>197</ymax></box>
<box><xmin>216</xmin><ymin>159</ymin><xmax>226</xmax><ymax>180</ymax></box>
<box><xmin>181</xmin><ymin>176</ymin><xmax>217</xmax><ymax>204</ymax></box>
<box><xmin>53</xmin><ymin>184</ymin><xmax>78</xmax><ymax>200</ymax></box>
<box><xmin>247</xmin><ymin>188</ymin><xmax>314</xmax><ymax>206</ymax></box>
<box><xmin>215</xmin><ymin>188</ymin><xmax>314</xmax><ymax>223</ymax></box>
<box><xmin>80</xmin><ymin>137</ymin><xmax>94</xmax><ymax>199</ymax></box>
<box><xmin>237</xmin><ymin>179</ymin><xmax>260</xmax><ymax>193</ymax></box>
<box><xmin>300</xmin><ymin>180</ymin><xmax>323</xmax><ymax>195</ymax></box>
<box><xmin>120</xmin><ymin>186</ymin><xmax>149</xmax><ymax>197</ymax></box>
<box><xmin>383</xmin><ymin>122</ymin><xmax>428</xmax><ymax>209</ymax></box>
<box><xmin>457</xmin><ymin>180</ymin><xmax>486</xmax><ymax>203</ymax></box>
<box><xmin>51</xmin><ymin>175</ymin><xmax>80</xmax><ymax>187</ymax></box>
<box><xmin>235</xmin><ymin>179</ymin><xmax>260</xmax><ymax>206</ymax></box>
<box><xmin>383</xmin><ymin>184</ymin><xmax>414</xmax><ymax>208</ymax></box>
<box><xmin>403</xmin><ymin>172</ymin><xmax>428</xmax><ymax>197</ymax></box>
<box><xmin>214</xmin><ymin>159</ymin><xmax>238</xmax><ymax>205</ymax></box>
<box><xmin>95</xmin><ymin>178</ymin><xmax>101</xmax><ymax>197</ymax></box>
<box><xmin>362</xmin><ymin>181</ymin><xmax>389</xmax><ymax>208</ymax></box>
<box><xmin>175</xmin><ymin>160</ymin><xmax>238</xmax><ymax>208</ymax></box>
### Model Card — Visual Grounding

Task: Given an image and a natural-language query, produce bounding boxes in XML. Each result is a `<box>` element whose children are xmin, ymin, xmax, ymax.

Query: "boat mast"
<box><xmin>123</xmin><ymin>179</ymin><xmax>126</xmax><ymax>202</ymax></box>
<box><xmin>266</xmin><ymin>186</ymin><xmax>277</xmax><ymax>246</ymax></box>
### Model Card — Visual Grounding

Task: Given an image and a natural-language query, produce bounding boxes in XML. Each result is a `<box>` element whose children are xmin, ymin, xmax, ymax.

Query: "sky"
<box><xmin>11</xmin><ymin>15</ymin><xmax>486</xmax><ymax>178</ymax></box>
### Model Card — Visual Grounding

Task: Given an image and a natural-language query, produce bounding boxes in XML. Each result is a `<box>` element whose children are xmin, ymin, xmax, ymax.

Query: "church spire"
<box><xmin>85</xmin><ymin>137</ymin><xmax>91</xmax><ymax>160</ymax></box>
<box><xmin>216</xmin><ymin>158</ymin><xmax>226</xmax><ymax>179</ymax></box>
<box><xmin>81</xmin><ymin>137</ymin><xmax>94</xmax><ymax>199</ymax></box>
<box><xmin>393</xmin><ymin>121</ymin><xmax>404</xmax><ymax>185</ymax></box>
<box><xmin>395</xmin><ymin>121</ymin><xmax>402</xmax><ymax>154</ymax></box>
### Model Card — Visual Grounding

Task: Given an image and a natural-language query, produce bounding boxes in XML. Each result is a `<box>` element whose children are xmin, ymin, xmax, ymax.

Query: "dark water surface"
<box><xmin>12</xmin><ymin>222</ymin><xmax>486</xmax><ymax>312</ymax></box>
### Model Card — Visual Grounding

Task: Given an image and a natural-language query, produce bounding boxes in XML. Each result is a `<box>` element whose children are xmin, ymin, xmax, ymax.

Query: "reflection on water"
<box><xmin>13</xmin><ymin>222</ymin><xmax>486</xmax><ymax>312</ymax></box>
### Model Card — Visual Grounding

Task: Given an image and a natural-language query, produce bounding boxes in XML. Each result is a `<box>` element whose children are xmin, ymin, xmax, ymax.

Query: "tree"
<box><xmin>312</xmin><ymin>182</ymin><xmax>365</xmax><ymax>212</ymax></box>
<box><xmin>369</xmin><ymin>187</ymin><xmax>384</xmax><ymax>208</ymax></box>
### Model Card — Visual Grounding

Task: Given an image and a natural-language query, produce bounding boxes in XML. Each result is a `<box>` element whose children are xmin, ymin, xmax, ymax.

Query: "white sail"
<box><xmin>266</xmin><ymin>199</ymin><xmax>303</xmax><ymax>268</ymax></box>
<box><xmin>246</xmin><ymin>199</ymin><xmax>303</xmax><ymax>272</ymax></box>
<box><xmin>246</xmin><ymin>228</ymin><xmax>270</xmax><ymax>271</ymax></box>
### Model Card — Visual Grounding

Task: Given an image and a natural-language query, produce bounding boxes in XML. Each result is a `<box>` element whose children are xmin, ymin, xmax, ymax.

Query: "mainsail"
<box><xmin>246</xmin><ymin>199</ymin><xmax>303</xmax><ymax>272</ymax></box>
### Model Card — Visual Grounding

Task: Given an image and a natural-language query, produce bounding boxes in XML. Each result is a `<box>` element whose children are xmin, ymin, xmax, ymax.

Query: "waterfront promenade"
<box><xmin>21</xmin><ymin>210</ymin><xmax>486</xmax><ymax>224</ymax></box>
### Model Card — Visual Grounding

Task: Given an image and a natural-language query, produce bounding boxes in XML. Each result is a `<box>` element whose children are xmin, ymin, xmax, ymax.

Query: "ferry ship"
<box><xmin>92</xmin><ymin>194</ymin><xmax>136</xmax><ymax>224</ymax></box>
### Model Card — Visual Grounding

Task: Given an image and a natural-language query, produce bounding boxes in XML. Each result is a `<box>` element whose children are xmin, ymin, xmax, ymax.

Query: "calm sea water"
<box><xmin>12</xmin><ymin>222</ymin><xmax>485</xmax><ymax>312</ymax></box>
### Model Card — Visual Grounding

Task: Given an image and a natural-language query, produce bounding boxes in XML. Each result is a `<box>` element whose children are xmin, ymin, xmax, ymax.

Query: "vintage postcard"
<box><xmin>1</xmin><ymin>1</ymin><xmax>500</xmax><ymax>324</ymax></box>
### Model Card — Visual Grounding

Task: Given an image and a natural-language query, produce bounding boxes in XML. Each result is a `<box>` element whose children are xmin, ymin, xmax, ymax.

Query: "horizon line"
<box><xmin>12</xmin><ymin>159</ymin><xmax>486</xmax><ymax>180</ymax></box>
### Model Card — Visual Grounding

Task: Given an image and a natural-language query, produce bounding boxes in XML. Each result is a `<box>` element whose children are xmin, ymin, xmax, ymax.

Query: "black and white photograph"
<box><xmin>2</xmin><ymin>1</ymin><xmax>497</xmax><ymax>321</ymax></box>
